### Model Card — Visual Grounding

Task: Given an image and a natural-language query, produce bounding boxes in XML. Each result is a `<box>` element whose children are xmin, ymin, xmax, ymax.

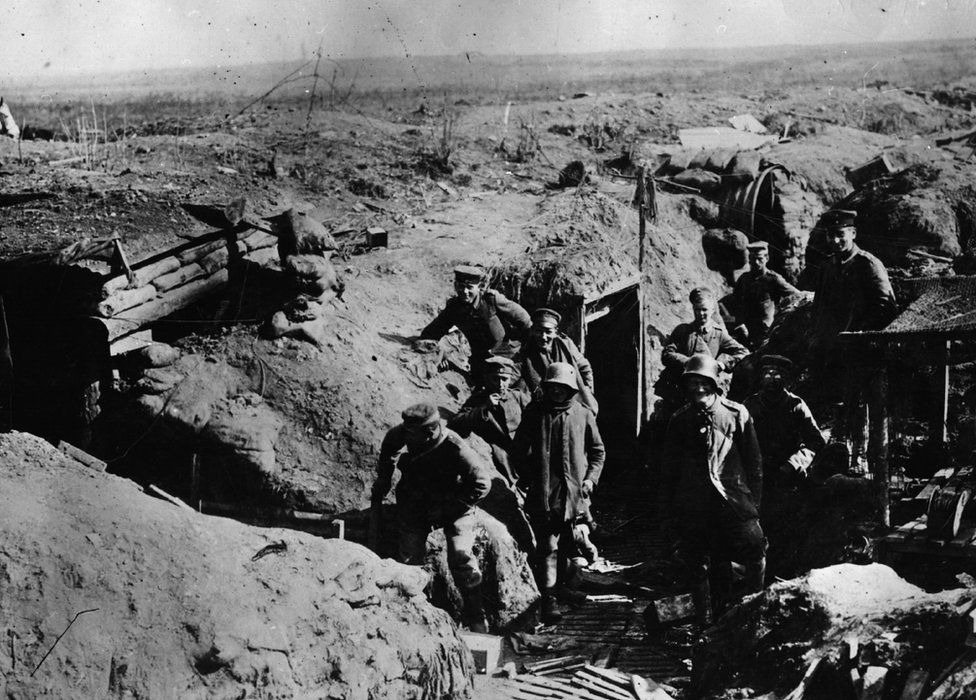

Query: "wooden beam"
<box><xmin>931</xmin><ymin>340</ymin><xmax>950</xmax><ymax>448</ymax></box>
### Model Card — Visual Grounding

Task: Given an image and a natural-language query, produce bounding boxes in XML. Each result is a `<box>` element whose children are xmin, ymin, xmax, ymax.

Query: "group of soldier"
<box><xmin>370</xmin><ymin>207</ymin><xmax>898</xmax><ymax>632</ymax></box>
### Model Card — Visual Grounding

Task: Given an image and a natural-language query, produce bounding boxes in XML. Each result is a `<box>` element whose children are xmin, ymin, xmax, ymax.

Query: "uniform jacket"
<box><xmin>661</xmin><ymin>321</ymin><xmax>748</xmax><ymax>372</ymax></box>
<box><xmin>420</xmin><ymin>289</ymin><xmax>531</xmax><ymax>363</ymax></box>
<box><xmin>811</xmin><ymin>244</ymin><xmax>897</xmax><ymax>353</ymax></box>
<box><xmin>512</xmin><ymin>399</ymin><xmax>605</xmax><ymax>521</ymax></box>
<box><xmin>661</xmin><ymin>396</ymin><xmax>763</xmax><ymax>520</ymax></box>
<box><xmin>743</xmin><ymin>389</ymin><xmax>826</xmax><ymax>471</ymax></box>
<box><xmin>520</xmin><ymin>334</ymin><xmax>598</xmax><ymax>413</ymax></box>
<box><xmin>448</xmin><ymin>387</ymin><xmax>530</xmax><ymax>486</ymax></box>
<box><xmin>375</xmin><ymin>426</ymin><xmax>491</xmax><ymax>511</ymax></box>
<box><xmin>733</xmin><ymin>268</ymin><xmax>799</xmax><ymax>337</ymax></box>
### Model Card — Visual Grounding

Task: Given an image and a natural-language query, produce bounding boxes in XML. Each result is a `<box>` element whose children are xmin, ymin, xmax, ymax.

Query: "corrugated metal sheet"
<box><xmin>717</xmin><ymin>165</ymin><xmax>789</xmax><ymax>237</ymax></box>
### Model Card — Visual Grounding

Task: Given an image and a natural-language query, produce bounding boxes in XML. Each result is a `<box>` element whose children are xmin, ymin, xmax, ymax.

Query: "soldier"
<box><xmin>810</xmin><ymin>209</ymin><xmax>897</xmax><ymax>474</ymax></box>
<box><xmin>743</xmin><ymin>355</ymin><xmax>826</xmax><ymax>487</ymax></box>
<box><xmin>420</xmin><ymin>266</ymin><xmax>531</xmax><ymax>384</ymax></box>
<box><xmin>371</xmin><ymin>402</ymin><xmax>493</xmax><ymax>633</ymax></box>
<box><xmin>660</xmin><ymin>354</ymin><xmax>765</xmax><ymax>625</ymax></box>
<box><xmin>731</xmin><ymin>241</ymin><xmax>799</xmax><ymax>349</ymax></box>
<box><xmin>656</xmin><ymin>287</ymin><xmax>748</xmax><ymax>418</ymax></box>
<box><xmin>449</xmin><ymin>356</ymin><xmax>530</xmax><ymax>490</ymax></box>
<box><xmin>519</xmin><ymin>308</ymin><xmax>598</xmax><ymax>414</ymax></box>
<box><xmin>512</xmin><ymin>362</ymin><xmax>606</xmax><ymax>624</ymax></box>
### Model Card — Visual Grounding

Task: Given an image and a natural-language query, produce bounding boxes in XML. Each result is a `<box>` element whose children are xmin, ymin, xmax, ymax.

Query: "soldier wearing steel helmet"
<box><xmin>419</xmin><ymin>265</ymin><xmax>531</xmax><ymax>384</ymax></box>
<box><xmin>512</xmin><ymin>362</ymin><xmax>606</xmax><ymax>624</ymax></box>
<box><xmin>371</xmin><ymin>402</ymin><xmax>493</xmax><ymax>633</ymax></box>
<box><xmin>520</xmin><ymin>307</ymin><xmax>599</xmax><ymax>414</ymax></box>
<box><xmin>660</xmin><ymin>353</ymin><xmax>765</xmax><ymax>625</ymax></box>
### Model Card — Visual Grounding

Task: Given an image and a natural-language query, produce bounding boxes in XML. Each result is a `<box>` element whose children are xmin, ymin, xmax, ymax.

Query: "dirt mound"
<box><xmin>0</xmin><ymin>431</ymin><xmax>474</xmax><ymax>699</ymax></box>
<box><xmin>693</xmin><ymin>563</ymin><xmax>974</xmax><ymax>698</ymax></box>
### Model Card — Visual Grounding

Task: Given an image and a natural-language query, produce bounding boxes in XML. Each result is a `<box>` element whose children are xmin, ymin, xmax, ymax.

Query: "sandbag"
<box><xmin>281</xmin><ymin>254</ymin><xmax>342</xmax><ymax>298</ymax></box>
<box><xmin>705</xmin><ymin>147</ymin><xmax>738</xmax><ymax>173</ymax></box>
<box><xmin>276</xmin><ymin>208</ymin><xmax>337</xmax><ymax>258</ymax></box>
<box><xmin>671</xmin><ymin>168</ymin><xmax>722</xmax><ymax>192</ymax></box>
<box><xmin>727</xmin><ymin>150</ymin><xmax>761</xmax><ymax>181</ymax></box>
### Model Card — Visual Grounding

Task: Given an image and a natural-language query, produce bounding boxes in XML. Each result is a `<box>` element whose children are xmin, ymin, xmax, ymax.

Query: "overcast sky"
<box><xmin>4</xmin><ymin>0</ymin><xmax>976</xmax><ymax>77</ymax></box>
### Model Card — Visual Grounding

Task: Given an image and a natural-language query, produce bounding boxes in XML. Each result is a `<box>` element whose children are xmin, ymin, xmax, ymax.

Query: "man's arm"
<box><xmin>511</xmin><ymin>407</ymin><xmax>536</xmax><ymax>494</ymax></box>
<box><xmin>795</xmin><ymin>400</ymin><xmax>827</xmax><ymax>453</ymax></box>
<box><xmin>455</xmin><ymin>439</ymin><xmax>492</xmax><ymax>507</ymax></box>
<box><xmin>446</xmin><ymin>393</ymin><xmax>490</xmax><ymax>438</ymax></box>
<box><xmin>565</xmin><ymin>336</ymin><xmax>596</xmax><ymax>392</ymax></box>
<box><xmin>662</xmin><ymin>325</ymin><xmax>692</xmax><ymax>369</ymax></box>
<box><xmin>739</xmin><ymin>410</ymin><xmax>763</xmax><ymax>510</ymax></box>
<box><xmin>770</xmin><ymin>270</ymin><xmax>800</xmax><ymax>300</ymax></box>
<box><xmin>715</xmin><ymin>328</ymin><xmax>749</xmax><ymax>369</ymax></box>
<box><xmin>373</xmin><ymin>426</ymin><xmax>405</xmax><ymax>501</ymax></box>
<box><xmin>492</xmin><ymin>291</ymin><xmax>532</xmax><ymax>341</ymax></box>
<box><xmin>583</xmin><ymin>409</ymin><xmax>606</xmax><ymax>488</ymax></box>
<box><xmin>420</xmin><ymin>302</ymin><xmax>456</xmax><ymax>340</ymax></box>
<box><xmin>861</xmin><ymin>258</ymin><xmax>898</xmax><ymax>331</ymax></box>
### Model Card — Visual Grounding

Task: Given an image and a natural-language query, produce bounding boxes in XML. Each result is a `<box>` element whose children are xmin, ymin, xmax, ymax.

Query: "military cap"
<box><xmin>746</xmin><ymin>241</ymin><xmax>769</xmax><ymax>252</ymax></box>
<box><xmin>401</xmin><ymin>402</ymin><xmax>441</xmax><ymax>426</ymax></box>
<box><xmin>822</xmin><ymin>209</ymin><xmax>857</xmax><ymax>229</ymax></box>
<box><xmin>484</xmin><ymin>356</ymin><xmax>517</xmax><ymax>377</ymax></box>
<box><xmin>758</xmin><ymin>354</ymin><xmax>794</xmax><ymax>373</ymax></box>
<box><xmin>531</xmin><ymin>307</ymin><xmax>562</xmax><ymax>327</ymax></box>
<box><xmin>453</xmin><ymin>265</ymin><xmax>486</xmax><ymax>283</ymax></box>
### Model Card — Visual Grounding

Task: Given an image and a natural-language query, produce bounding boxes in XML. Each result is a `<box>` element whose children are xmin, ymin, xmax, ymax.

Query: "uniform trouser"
<box><xmin>396</xmin><ymin>500</ymin><xmax>482</xmax><ymax>590</ymax></box>
<box><xmin>834</xmin><ymin>365</ymin><xmax>887</xmax><ymax>473</ymax></box>
<box><xmin>677</xmin><ymin>497</ymin><xmax>766</xmax><ymax>621</ymax></box>
<box><xmin>531</xmin><ymin>515</ymin><xmax>579</xmax><ymax>591</ymax></box>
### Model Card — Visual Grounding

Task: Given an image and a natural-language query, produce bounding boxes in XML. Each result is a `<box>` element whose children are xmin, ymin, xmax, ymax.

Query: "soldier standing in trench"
<box><xmin>519</xmin><ymin>308</ymin><xmax>599</xmax><ymax>414</ymax></box>
<box><xmin>512</xmin><ymin>362</ymin><xmax>605</xmax><ymax>624</ymax></box>
<box><xmin>419</xmin><ymin>266</ymin><xmax>532</xmax><ymax>385</ymax></box>
<box><xmin>743</xmin><ymin>355</ymin><xmax>826</xmax><ymax>575</ymax></box>
<box><xmin>371</xmin><ymin>402</ymin><xmax>492</xmax><ymax>633</ymax></box>
<box><xmin>809</xmin><ymin>209</ymin><xmax>897</xmax><ymax>475</ymax></box>
<box><xmin>731</xmin><ymin>241</ymin><xmax>799</xmax><ymax>350</ymax></box>
<box><xmin>660</xmin><ymin>354</ymin><xmax>765</xmax><ymax>625</ymax></box>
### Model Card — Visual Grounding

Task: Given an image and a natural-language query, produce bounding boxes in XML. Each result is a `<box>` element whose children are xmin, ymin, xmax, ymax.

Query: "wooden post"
<box><xmin>635</xmin><ymin>166</ymin><xmax>647</xmax><ymax>273</ymax></box>
<box><xmin>870</xmin><ymin>364</ymin><xmax>891</xmax><ymax>528</ymax></box>
<box><xmin>634</xmin><ymin>167</ymin><xmax>651</xmax><ymax>426</ymax></box>
<box><xmin>189</xmin><ymin>451</ymin><xmax>200</xmax><ymax>509</ymax></box>
<box><xmin>0</xmin><ymin>294</ymin><xmax>11</xmax><ymax>432</ymax></box>
<box><xmin>931</xmin><ymin>340</ymin><xmax>950</xmax><ymax>448</ymax></box>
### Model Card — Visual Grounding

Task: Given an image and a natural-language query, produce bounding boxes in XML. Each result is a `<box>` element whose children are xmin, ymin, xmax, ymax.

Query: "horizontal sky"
<box><xmin>3</xmin><ymin>0</ymin><xmax>975</xmax><ymax>77</ymax></box>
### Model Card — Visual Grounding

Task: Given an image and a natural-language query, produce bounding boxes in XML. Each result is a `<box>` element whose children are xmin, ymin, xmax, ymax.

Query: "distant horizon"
<box><xmin>10</xmin><ymin>34</ymin><xmax>975</xmax><ymax>87</ymax></box>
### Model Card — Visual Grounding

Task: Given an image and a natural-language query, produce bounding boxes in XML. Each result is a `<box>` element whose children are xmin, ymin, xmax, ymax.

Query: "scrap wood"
<box><xmin>859</xmin><ymin>666</ymin><xmax>888</xmax><ymax>700</ymax></box>
<box><xmin>571</xmin><ymin>674</ymin><xmax>633</xmax><ymax>700</ymax></box>
<box><xmin>146</xmin><ymin>484</ymin><xmax>194</xmax><ymax>512</ymax></box>
<box><xmin>524</xmin><ymin>655</ymin><xmax>590</xmax><ymax>673</ymax></box>
<box><xmin>783</xmin><ymin>656</ymin><xmax>823</xmax><ymax>700</ymax></box>
<box><xmin>57</xmin><ymin>441</ymin><xmax>107</xmax><ymax>472</ymax></box>
<box><xmin>509</xmin><ymin>631</ymin><xmax>580</xmax><ymax>655</ymax></box>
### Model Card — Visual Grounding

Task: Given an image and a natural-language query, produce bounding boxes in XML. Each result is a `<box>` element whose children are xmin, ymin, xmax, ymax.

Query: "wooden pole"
<box><xmin>635</xmin><ymin>166</ymin><xmax>651</xmax><ymax>426</ymax></box>
<box><xmin>870</xmin><ymin>364</ymin><xmax>891</xmax><ymax>528</ymax></box>
<box><xmin>931</xmin><ymin>340</ymin><xmax>950</xmax><ymax>448</ymax></box>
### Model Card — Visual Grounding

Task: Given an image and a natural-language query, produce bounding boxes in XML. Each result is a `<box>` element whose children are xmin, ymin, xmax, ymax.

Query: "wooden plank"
<box><xmin>153</xmin><ymin>263</ymin><xmax>206</xmax><ymax>292</ymax></box>
<box><xmin>571</xmin><ymin>675</ymin><xmax>633</xmax><ymax>700</ymax></box>
<box><xmin>57</xmin><ymin>441</ymin><xmax>107</xmax><ymax>472</ymax></box>
<box><xmin>95</xmin><ymin>284</ymin><xmax>158</xmax><ymax>317</ymax></box>
<box><xmin>103</xmin><ymin>256</ymin><xmax>180</xmax><ymax>295</ymax></box>
<box><xmin>898</xmin><ymin>669</ymin><xmax>929</xmax><ymax>700</ymax></box>
<box><xmin>176</xmin><ymin>238</ymin><xmax>228</xmax><ymax>265</ymax></box>
<box><xmin>147</xmin><ymin>484</ymin><xmax>194</xmax><ymax>512</ymax></box>
<box><xmin>860</xmin><ymin>666</ymin><xmax>887</xmax><ymax>700</ymax></box>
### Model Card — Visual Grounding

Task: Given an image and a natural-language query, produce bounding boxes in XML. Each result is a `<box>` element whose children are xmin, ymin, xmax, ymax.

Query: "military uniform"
<box><xmin>733</xmin><ymin>268</ymin><xmax>798</xmax><ymax>348</ymax></box>
<box><xmin>657</xmin><ymin>321</ymin><xmax>748</xmax><ymax>414</ymax></box>
<box><xmin>449</xmin><ymin>385</ymin><xmax>530</xmax><ymax>488</ymax></box>
<box><xmin>743</xmin><ymin>389</ymin><xmax>825</xmax><ymax>483</ymax></box>
<box><xmin>375</xmin><ymin>424</ymin><xmax>492</xmax><ymax>589</ymax></box>
<box><xmin>421</xmin><ymin>289</ymin><xmax>531</xmax><ymax>381</ymax></box>
<box><xmin>521</xmin><ymin>333</ymin><xmax>598</xmax><ymax>413</ymax></box>
<box><xmin>660</xmin><ymin>395</ymin><xmax>765</xmax><ymax>619</ymax></box>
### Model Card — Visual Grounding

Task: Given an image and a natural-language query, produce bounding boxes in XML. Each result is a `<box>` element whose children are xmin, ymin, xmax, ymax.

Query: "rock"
<box><xmin>702</xmin><ymin>228</ymin><xmax>748</xmax><ymax>283</ymax></box>
<box><xmin>202</xmin><ymin>394</ymin><xmax>283</xmax><ymax>477</ymax></box>
<box><xmin>0</xmin><ymin>432</ymin><xmax>475</xmax><ymax>699</ymax></box>
<box><xmin>426</xmin><ymin>508</ymin><xmax>539</xmax><ymax>631</ymax></box>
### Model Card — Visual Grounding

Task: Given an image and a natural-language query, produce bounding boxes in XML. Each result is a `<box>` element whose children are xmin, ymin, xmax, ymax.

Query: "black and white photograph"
<box><xmin>3</xmin><ymin>1</ymin><xmax>976</xmax><ymax>697</ymax></box>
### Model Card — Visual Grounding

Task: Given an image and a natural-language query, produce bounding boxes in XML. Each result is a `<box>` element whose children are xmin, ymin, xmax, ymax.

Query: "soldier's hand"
<box><xmin>488</xmin><ymin>393</ymin><xmax>503</xmax><ymax>407</ymax></box>
<box><xmin>582</xmin><ymin>479</ymin><xmax>594</xmax><ymax>498</ymax></box>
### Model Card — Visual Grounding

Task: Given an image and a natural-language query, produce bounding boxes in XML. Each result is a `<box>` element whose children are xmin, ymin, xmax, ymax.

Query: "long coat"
<box><xmin>512</xmin><ymin>400</ymin><xmax>605</xmax><ymax>521</ymax></box>
<box><xmin>448</xmin><ymin>387</ymin><xmax>530</xmax><ymax>486</ymax></box>
<box><xmin>660</xmin><ymin>396</ymin><xmax>762</xmax><ymax>520</ymax></box>
<box><xmin>520</xmin><ymin>334</ymin><xmax>598</xmax><ymax>413</ymax></box>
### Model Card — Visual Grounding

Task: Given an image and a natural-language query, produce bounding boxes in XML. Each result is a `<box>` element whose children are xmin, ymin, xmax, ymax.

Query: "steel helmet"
<box><xmin>542</xmin><ymin>362</ymin><xmax>578</xmax><ymax>391</ymax></box>
<box><xmin>681</xmin><ymin>353</ymin><xmax>722</xmax><ymax>391</ymax></box>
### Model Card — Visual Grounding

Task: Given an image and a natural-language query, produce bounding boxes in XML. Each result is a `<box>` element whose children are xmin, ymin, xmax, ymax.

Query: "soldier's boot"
<box><xmin>540</xmin><ymin>589</ymin><xmax>563</xmax><ymax>625</ymax></box>
<box><xmin>461</xmin><ymin>584</ymin><xmax>488</xmax><ymax>634</ymax></box>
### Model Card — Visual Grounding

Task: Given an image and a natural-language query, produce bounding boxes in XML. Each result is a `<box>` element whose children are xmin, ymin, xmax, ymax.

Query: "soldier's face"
<box><xmin>532</xmin><ymin>323</ymin><xmax>558</xmax><ymax>350</ymax></box>
<box><xmin>750</xmin><ymin>250</ymin><xmax>769</xmax><ymax>272</ymax></box>
<box><xmin>760</xmin><ymin>366</ymin><xmax>785</xmax><ymax>392</ymax></box>
<box><xmin>404</xmin><ymin>421</ymin><xmax>441</xmax><ymax>450</ymax></box>
<box><xmin>685</xmin><ymin>376</ymin><xmax>716</xmax><ymax>404</ymax></box>
<box><xmin>486</xmin><ymin>373</ymin><xmax>513</xmax><ymax>395</ymax></box>
<box><xmin>828</xmin><ymin>227</ymin><xmax>856</xmax><ymax>255</ymax></box>
<box><xmin>691</xmin><ymin>299</ymin><xmax>713</xmax><ymax>327</ymax></box>
<box><xmin>454</xmin><ymin>279</ymin><xmax>481</xmax><ymax>306</ymax></box>
<box><xmin>543</xmin><ymin>384</ymin><xmax>575</xmax><ymax>404</ymax></box>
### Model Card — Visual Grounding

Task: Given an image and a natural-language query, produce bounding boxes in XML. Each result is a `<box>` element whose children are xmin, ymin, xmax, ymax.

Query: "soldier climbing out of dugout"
<box><xmin>660</xmin><ymin>354</ymin><xmax>766</xmax><ymax>626</ymax></box>
<box><xmin>371</xmin><ymin>402</ymin><xmax>493</xmax><ymax>633</ymax></box>
<box><xmin>419</xmin><ymin>265</ymin><xmax>532</xmax><ymax>385</ymax></box>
